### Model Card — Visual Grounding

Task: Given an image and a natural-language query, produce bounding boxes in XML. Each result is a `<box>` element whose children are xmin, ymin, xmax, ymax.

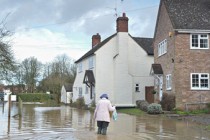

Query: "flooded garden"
<box><xmin>0</xmin><ymin>102</ymin><xmax>210</xmax><ymax>140</ymax></box>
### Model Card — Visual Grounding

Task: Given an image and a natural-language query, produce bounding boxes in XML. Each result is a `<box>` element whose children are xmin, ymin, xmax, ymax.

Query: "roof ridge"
<box><xmin>75</xmin><ymin>33</ymin><xmax>117</xmax><ymax>63</ymax></box>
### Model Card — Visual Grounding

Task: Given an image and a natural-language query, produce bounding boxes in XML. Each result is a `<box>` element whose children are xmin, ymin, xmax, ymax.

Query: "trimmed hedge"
<box><xmin>18</xmin><ymin>93</ymin><xmax>52</xmax><ymax>102</ymax></box>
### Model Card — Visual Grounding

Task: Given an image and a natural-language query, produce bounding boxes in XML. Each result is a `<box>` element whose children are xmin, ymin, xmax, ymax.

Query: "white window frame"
<box><xmin>191</xmin><ymin>73</ymin><xmax>209</xmax><ymax>90</ymax></box>
<box><xmin>158</xmin><ymin>39</ymin><xmax>167</xmax><ymax>57</ymax></box>
<box><xmin>88</xmin><ymin>57</ymin><xmax>94</xmax><ymax>69</ymax></box>
<box><xmin>135</xmin><ymin>83</ymin><xmax>140</xmax><ymax>92</ymax></box>
<box><xmin>79</xmin><ymin>87</ymin><xmax>83</xmax><ymax>97</ymax></box>
<box><xmin>190</xmin><ymin>34</ymin><xmax>209</xmax><ymax>49</ymax></box>
<box><xmin>78</xmin><ymin>62</ymin><xmax>82</xmax><ymax>73</ymax></box>
<box><xmin>166</xmin><ymin>74</ymin><xmax>172</xmax><ymax>90</ymax></box>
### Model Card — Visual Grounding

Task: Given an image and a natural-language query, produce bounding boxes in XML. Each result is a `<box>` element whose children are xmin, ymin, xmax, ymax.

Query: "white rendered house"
<box><xmin>60</xmin><ymin>84</ymin><xmax>73</xmax><ymax>104</ymax></box>
<box><xmin>73</xmin><ymin>13</ymin><xmax>154</xmax><ymax>107</ymax></box>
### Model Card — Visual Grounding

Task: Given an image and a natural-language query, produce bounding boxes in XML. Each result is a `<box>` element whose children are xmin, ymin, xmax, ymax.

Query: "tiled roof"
<box><xmin>64</xmin><ymin>84</ymin><xmax>72</xmax><ymax>92</ymax></box>
<box><xmin>151</xmin><ymin>64</ymin><xmax>163</xmax><ymax>74</ymax></box>
<box><xmin>132</xmin><ymin>37</ymin><xmax>154</xmax><ymax>55</ymax></box>
<box><xmin>75</xmin><ymin>34</ymin><xmax>154</xmax><ymax>63</ymax></box>
<box><xmin>163</xmin><ymin>0</ymin><xmax>210</xmax><ymax>30</ymax></box>
<box><xmin>75</xmin><ymin>33</ymin><xmax>117</xmax><ymax>63</ymax></box>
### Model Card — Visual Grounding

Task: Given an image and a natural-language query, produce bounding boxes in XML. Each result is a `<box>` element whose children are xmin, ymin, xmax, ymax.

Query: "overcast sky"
<box><xmin>0</xmin><ymin>0</ymin><xmax>160</xmax><ymax>63</ymax></box>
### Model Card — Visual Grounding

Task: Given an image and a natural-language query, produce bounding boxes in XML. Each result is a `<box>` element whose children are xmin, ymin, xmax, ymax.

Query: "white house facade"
<box><xmin>61</xmin><ymin>84</ymin><xmax>73</xmax><ymax>104</ymax></box>
<box><xmin>73</xmin><ymin>13</ymin><xmax>154</xmax><ymax>107</ymax></box>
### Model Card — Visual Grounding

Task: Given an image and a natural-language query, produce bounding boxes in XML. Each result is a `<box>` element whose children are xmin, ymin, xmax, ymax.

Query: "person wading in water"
<box><xmin>94</xmin><ymin>93</ymin><xmax>116</xmax><ymax>135</ymax></box>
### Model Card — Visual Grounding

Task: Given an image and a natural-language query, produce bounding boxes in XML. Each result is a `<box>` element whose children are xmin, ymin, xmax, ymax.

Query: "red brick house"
<box><xmin>151</xmin><ymin>0</ymin><xmax>210</xmax><ymax>110</ymax></box>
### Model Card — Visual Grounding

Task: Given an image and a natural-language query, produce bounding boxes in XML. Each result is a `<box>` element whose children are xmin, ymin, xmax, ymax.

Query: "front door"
<box><xmin>159</xmin><ymin>76</ymin><xmax>163</xmax><ymax>101</ymax></box>
<box><xmin>145</xmin><ymin>86</ymin><xmax>154</xmax><ymax>103</ymax></box>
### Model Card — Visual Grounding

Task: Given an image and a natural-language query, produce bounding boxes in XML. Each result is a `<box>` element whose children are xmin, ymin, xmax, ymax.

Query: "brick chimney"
<box><xmin>92</xmin><ymin>33</ymin><xmax>101</xmax><ymax>48</ymax></box>
<box><xmin>116</xmin><ymin>13</ymin><xmax>129</xmax><ymax>32</ymax></box>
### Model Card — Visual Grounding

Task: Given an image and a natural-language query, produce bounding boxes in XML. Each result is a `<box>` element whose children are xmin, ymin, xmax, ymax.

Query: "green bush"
<box><xmin>75</xmin><ymin>97</ymin><xmax>85</xmax><ymax>109</ymax></box>
<box><xmin>136</xmin><ymin>100</ymin><xmax>149</xmax><ymax>112</ymax></box>
<box><xmin>160</xmin><ymin>93</ymin><xmax>175</xmax><ymax>111</ymax></box>
<box><xmin>147</xmin><ymin>103</ymin><xmax>162</xmax><ymax>114</ymax></box>
<box><xmin>207</xmin><ymin>103</ymin><xmax>210</xmax><ymax>110</ymax></box>
<box><xmin>18</xmin><ymin>93</ymin><xmax>51</xmax><ymax>102</ymax></box>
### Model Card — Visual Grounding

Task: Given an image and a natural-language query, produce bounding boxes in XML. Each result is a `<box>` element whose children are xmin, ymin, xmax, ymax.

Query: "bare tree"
<box><xmin>0</xmin><ymin>17</ymin><xmax>16</xmax><ymax>82</ymax></box>
<box><xmin>38</xmin><ymin>54</ymin><xmax>76</xmax><ymax>102</ymax></box>
<box><xmin>21</xmin><ymin>57</ymin><xmax>42</xmax><ymax>93</ymax></box>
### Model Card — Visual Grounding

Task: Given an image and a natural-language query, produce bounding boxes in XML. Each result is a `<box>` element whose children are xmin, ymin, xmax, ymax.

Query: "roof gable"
<box><xmin>163</xmin><ymin>0</ymin><xmax>210</xmax><ymax>30</ymax></box>
<box><xmin>64</xmin><ymin>84</ymin><xmax>72</xmax><ymax>92</ymax></box>
<box><xmin>75</xmin><ymin>33</ymin><xmax>117</xmax><ymax>63</ymax></box>
<box><xmin>83</xmin><ymin>70</ymin><xmax>95</xmax><ymax>87</ymax></box>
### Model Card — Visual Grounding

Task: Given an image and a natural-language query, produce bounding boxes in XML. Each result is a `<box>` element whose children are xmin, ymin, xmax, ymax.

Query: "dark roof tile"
<box><xmin>164</xmin><ymin>0</ymin><xmax>210</xmax><ymax>30</ymax></box>
<box><xmin>151</xmin><ymin>64</ymin><xmax>163</xmax><ymax>74</ymax></box>
<box><xmin>132</xmin><ymin>37</ymin><xmax>154</xmax><ymax>55</ymax></box>
<box><xmin>64</xmin><ymin>84</ymin><xmax>72</xmax><ymax>92</ymax></box>
<box><xmin>75</xmin><ymin>33</ymin><xmax>154</xmax><ymax>63</ymax></box>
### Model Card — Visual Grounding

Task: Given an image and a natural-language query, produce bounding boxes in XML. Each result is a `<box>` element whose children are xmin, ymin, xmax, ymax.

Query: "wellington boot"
<box><xmin>101</xmin><ymin>128</ymin><xmax>107</xmax><ymax>135</ymax></box>
<box><xmin>97</xmin><ymin>128</ymin><xmax>102</xmax><ymax>134</ymax></box>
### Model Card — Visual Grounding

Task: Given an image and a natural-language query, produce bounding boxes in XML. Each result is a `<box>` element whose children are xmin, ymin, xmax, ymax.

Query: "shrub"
<box><xmin>147</xmin><ymin>103</ymin><xmax>162</xmax><ymax>114</ymax></box>
<box><xmin>207</xmin><ymin>103</ymin><xmax>210</xmax><ymax>110</ymax></box>
<box><xmin>136</xmin><ymin>100</ymin><xmax>149</xmax><ymax>112</ymax></box>
<box><xmin>90</xmin><ymin>100</ymin><xmax>96</xmax><ymax>108</ymax></box>
<box><xmin>75</xmin><ymin>97</ymin><xmax>85</xmax><ymax>109</ymax></box>
<box><xmin>160</xmin><ymin>93</ymin><xmax>175</xmax><ymax>111</ymax></box>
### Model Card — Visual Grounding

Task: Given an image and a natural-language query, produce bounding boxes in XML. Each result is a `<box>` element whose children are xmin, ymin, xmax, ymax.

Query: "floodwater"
<box><xmin>0</xmin><ymin>102</ymin><xmax>210</xmax><ymax>140</ymax></box>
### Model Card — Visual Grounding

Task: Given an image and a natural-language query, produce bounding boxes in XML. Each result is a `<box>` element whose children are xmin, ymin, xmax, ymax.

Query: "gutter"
<box><xmin>174</xmin><ymin>29</ymin><xmax>210</xmax><ymax>33</ymax></box>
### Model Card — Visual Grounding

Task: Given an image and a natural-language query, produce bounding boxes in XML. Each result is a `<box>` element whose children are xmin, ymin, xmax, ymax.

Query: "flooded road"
<box><xmin>0</xmin><ymin>102</ymin><xmax>210</xmax><ymax>140</ymax></box>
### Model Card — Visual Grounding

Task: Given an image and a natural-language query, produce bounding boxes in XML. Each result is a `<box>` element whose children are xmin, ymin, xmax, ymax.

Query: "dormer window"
<box><xmin>191</xmin><ymin>34</ymin><xmax>209</xmax><ymax>49</ymax></box>
<box><xmin>158</xmin><ymin>39</ymin><xmax>167</xmax><ymax>56</ymax></box>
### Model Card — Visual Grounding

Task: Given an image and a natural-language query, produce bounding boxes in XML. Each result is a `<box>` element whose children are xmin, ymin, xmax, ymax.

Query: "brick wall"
<box><xmin>154</xmin><ymin>2</ymin><xmax>210</xmax><ymax>110</ymax></box>
<box><xmin>154</xmin><ymin>2</ymin><xmax>176</xmax><ymax>100</ymax></box>
<box><xmin>174</xmin><ymin>33</ymin><xmax>210</xmax><ymax>110</ymax></box>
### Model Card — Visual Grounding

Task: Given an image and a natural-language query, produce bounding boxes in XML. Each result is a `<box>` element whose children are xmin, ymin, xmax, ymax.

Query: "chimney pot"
<box><xmin>92</xmin><ymin>33</ymin><xmax>101</xmax><ymax>48</ymax></box>
<box><xmin>123</xmin><ymin>13</ymin><xmax>126</xmax><ymax>17</ymax></box>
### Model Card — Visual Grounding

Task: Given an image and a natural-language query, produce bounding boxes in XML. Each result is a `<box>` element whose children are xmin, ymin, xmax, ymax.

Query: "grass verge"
<box><xmin>117</xmin><ymin>108</ymin><xmax>145</xmax><ymax>116</ymax></box>
<box><xmin>205</xmin><ymin>125</ymin><xmax>210</xmax><ymax>131</ymax></box>
<box><xmin>175</xmin><ymin>109</ymin><xmax>209</xmax><ymax>115</ymax></box>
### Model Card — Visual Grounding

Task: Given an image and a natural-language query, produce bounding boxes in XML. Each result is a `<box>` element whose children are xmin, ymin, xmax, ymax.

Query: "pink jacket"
<box><xmin>94</xmin><ymin>98</ymin><xmax>116</xmax><ymax>122</ymax></box>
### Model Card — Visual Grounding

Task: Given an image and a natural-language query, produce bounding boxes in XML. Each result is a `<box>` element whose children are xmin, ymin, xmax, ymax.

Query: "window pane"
<box><xmin>201</xmin><ymin>74</ymin><xmax>208</xmax><ymax>78</ymax></box>
<box><xmin>200</xmin><ymin>74</ymin><xmax>209</xmax><ymax>88</ymax></box>
<box><xmin>201</xmin><ymin>34</ymin><xmax>207</xmax><ymax>38</ymax></box>
<box><xmin>192</xmin><ymin>74</ymin><xmax>199</xmax><ymax>87</ymax></box>
<box><xmin>201</xmin><ymin>79</ymin><xmax>208</xmax><ymax>88</ymax></box>
<box><xmin>192</xmin><ymin>35</ymin><xmax>198</xmax><ymax>47</ymax></box>
<box><xmin>200</xmin><ymin>39</ymin><xmax>208</xmax><ymax>48</ymax></box>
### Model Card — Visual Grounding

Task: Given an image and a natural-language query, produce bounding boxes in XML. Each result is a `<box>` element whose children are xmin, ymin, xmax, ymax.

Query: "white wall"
<box><xmin>113</xmin><ymin>32</ymin><xmax>133</xmax><ymax>106</ymax></box>
<box><xmin>95</xmin><ymin>37</ymin><xmax>116</xmax><ymax>103</ymax></box>
<box><xmin>61</xmin><ymin>86</ymin><xmax>72</xmax><ymax>104</ymax></box>
<box><xmin>61</xmin><ymin>86</ymin><xmax>66</xmax><ymax>103</ymax></box>
<box><xmin>73</xmin><ymin>32</ymin><xmax>154</xmax><ymax>107</ymax></box>
<box><xmin>73</xmin><ymin>55</ymin><xmax>96</xmax><ymax>105</ymax></box>
<box><xmin>127</xmin><ymin>37</ymin><xmax>154</xmax><ymax>103</ymax></box>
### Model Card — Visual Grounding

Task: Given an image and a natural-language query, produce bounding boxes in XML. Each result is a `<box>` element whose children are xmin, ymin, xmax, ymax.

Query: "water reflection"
<box><xmin>0</xmin><ymin>102</ymin><xmax>210</xmax><ymax>140</ymax></box>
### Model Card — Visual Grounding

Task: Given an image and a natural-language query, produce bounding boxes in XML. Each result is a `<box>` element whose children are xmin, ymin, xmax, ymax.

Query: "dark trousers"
<box><xmin>97</xmin><ymin>121</ymin><xmax>109</xmax><ymax>134</ymax></box>
<box><xmin>97</xmin><ymin>121</ymin><xmax>109</xmax><ymax>129</ymax></box>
